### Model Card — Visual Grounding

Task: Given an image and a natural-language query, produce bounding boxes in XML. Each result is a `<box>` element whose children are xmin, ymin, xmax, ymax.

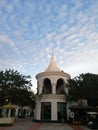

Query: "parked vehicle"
<box><xmin>86</xmin><ymin>112</ymin><xmax>98</xmax><ymax>129</ymax></box>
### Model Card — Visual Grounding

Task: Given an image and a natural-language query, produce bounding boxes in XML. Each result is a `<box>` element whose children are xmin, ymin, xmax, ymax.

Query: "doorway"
<box><xmin>41</xmin><ymin>102</ymin><xmax>51</xmax><ymax>120</ymax></box>
<box><xmin>57</xmin><ymin>102</ymin><xmax>66</xmax><ymax>121</ymax></box>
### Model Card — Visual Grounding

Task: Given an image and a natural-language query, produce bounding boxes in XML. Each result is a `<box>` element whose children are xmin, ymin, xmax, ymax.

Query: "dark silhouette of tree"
<box><xmin>68</xmin><ymin>73</ymin><xmax>98</xmax><ymax>106</ymax></box>
<box><xmin>0</xmin><ymin>69</ymin><xmax>35</xmax><ymax>108</ymax></box>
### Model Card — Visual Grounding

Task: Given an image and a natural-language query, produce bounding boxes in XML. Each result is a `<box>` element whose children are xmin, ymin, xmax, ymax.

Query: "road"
<box><xmin>0</xmin><ymin>117</ymin><xmax>91</xmax><ymax>130</ymax></box>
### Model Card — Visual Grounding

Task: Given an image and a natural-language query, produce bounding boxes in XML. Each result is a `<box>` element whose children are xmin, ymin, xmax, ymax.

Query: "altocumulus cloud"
<box><xmin>0</xmin><ymin>0</ymin><xmax>98</xmax><ymax>91</ymax></box>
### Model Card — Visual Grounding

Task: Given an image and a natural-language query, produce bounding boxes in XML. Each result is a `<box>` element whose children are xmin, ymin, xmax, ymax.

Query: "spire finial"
<box><xmin>51</xmin><ymin>48</ymin><xmax>54</xmax><ymax>56</ymax></box>
<box><xmin>45</xmin><ymin>51</ymin><xmax>61</xmax><ymax>72</ymax></box>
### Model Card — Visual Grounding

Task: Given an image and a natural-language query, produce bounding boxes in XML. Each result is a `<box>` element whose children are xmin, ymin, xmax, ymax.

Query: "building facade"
<box><xmin>34</xmin><ymin>55</ymin><xmax>70</xmax><ymax>121</ymax></box>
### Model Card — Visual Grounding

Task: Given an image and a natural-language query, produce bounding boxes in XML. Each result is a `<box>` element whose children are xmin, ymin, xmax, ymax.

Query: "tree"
<box><xmin>68</xmin><ymin>73</ymin><xmax>98</xmax><ymax>106</ymax></box>
<box><xmin>0</xmin><ymin>69</ymin><xmax>35</xmax><ymax>108</ymax></box>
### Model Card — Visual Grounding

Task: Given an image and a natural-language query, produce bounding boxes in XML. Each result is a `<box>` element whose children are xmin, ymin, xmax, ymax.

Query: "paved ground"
<box><xmin>0</xmin><ymin>117</ymin><xmax>91</xmax><ymax>130</ymax></box>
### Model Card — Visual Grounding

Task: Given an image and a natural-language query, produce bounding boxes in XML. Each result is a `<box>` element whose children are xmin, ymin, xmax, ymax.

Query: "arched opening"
<box><xmin>56</xmin><ymin>79</ymin><xmax>65</xmax><ymax>94</ymax></box>
<box><xmin>42</xmin><ymin>78</ymin><xmax>52</xmax><ymax>94</ymax></box>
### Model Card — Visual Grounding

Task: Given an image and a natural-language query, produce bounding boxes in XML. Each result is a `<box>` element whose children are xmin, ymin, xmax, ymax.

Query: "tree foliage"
<box><xmin>0</xmin><ymin>69</ymin><xmax>35</xmax><ymax>107</ymax></box>
<box><xmin>68</xmin><ymin>73</ymin><xmax>98</xmax><ymax>106</ymax></box>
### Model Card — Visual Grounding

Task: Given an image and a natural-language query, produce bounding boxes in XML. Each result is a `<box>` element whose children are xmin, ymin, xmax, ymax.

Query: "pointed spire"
<box><xmin>45</xmin><ymin>54</ymin><xmax>61</xmax><ymax>72</ymax></box>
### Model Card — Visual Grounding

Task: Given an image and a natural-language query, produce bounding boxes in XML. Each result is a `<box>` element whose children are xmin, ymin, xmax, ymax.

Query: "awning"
<box><xmin>69</xmin><ymin>106</ymin><xmax>93</xmax><ymax>110</ymax></box>
<box><xmin>87</xmin><ymin>112</ymin><xmax>98</xmax><ymax>115</ymax></box>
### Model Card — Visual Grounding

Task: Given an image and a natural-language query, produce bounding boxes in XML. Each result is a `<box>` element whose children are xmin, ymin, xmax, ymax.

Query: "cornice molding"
<box><xmin>36</xmin><ymin>94</ymin><xmax>66</xmax><ymax>100</ymax></box>
<box><xmin>36</xmin><ymin>71</ymin><xmax>70</xmax><ymax>79</ymax></box>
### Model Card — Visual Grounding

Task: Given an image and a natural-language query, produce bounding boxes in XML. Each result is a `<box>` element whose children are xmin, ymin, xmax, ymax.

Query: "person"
<box><xmin>61</xmin><ymin>116</ymin><xmax>64</xmax><ymax>123</ymax></box>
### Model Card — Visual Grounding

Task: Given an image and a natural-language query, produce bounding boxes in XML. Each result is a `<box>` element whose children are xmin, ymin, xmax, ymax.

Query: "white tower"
<box><xmin>35</xmin><ymin>55</ymin><xmax>70</xmax><ymax>121</ymax></box>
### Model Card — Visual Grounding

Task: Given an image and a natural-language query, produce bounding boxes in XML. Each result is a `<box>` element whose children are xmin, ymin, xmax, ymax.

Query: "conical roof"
<box><xmin>1</xmin><ymin>102</ymin><xmax>17</xmax><ymax>109</ymax></box>
<box><xmin>45</xmin><ymin>55</ymin><xmax>61</xmax><ymax>72</ymax></box>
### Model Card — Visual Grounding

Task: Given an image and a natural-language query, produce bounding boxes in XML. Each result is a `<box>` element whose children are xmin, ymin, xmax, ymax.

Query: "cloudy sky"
<box><xmin>0</xmin><ymin>0</ymin><xmax>98</xmax><ymax>92</ymax></box>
